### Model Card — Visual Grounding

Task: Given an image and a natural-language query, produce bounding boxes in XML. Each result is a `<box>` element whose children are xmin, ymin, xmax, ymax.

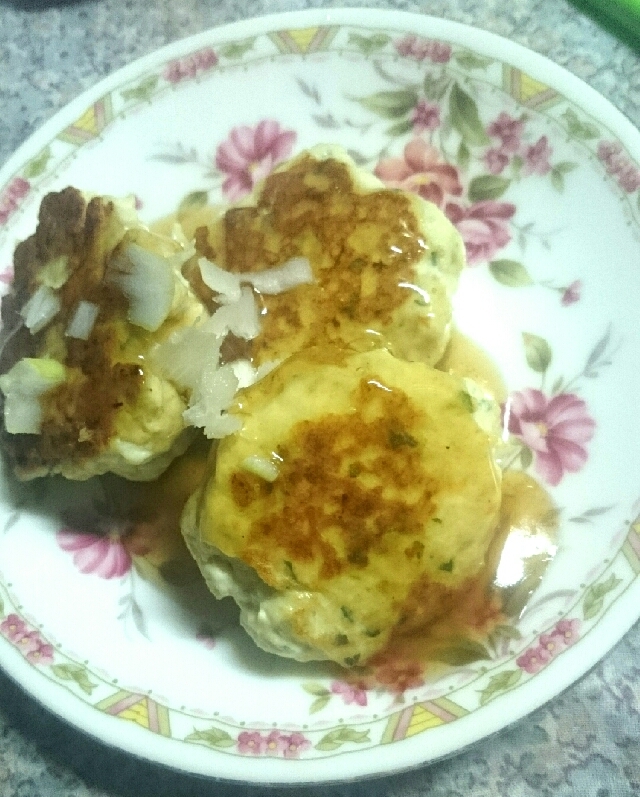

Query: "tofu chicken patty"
<box><xmin>182</xmin><ymin>347</ymin><xmax>502</xmax><ymax>666</ymax></box>
<box><xmin>190</xmin><ymin>145</ymin><xmax>465</xmax><ymax>367</ymax></box>
<box><xmin>0</xmin><ymin>188</ymin><xmax>206</xmax><ymax>481</ymax></box>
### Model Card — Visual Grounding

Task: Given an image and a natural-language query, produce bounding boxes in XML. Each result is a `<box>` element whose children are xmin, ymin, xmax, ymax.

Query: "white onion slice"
<box><xmin>0</xmin><ymin>358</ymin><xmax>66</xmax><ymax>434</ymax></box>
<box><xmin>198</xmin><ymin>258</ymin><xmax>241</xmax><ymax>304</ymax></box>
<box><xmin>109</xmin><ymin>244</ymin><xmax>175</xmax><ymax>331</ymax></box>
<box><xmin>65</xmin><ymin>300</ymin><xmax>99</xmax><ymax>340</ymax></box>
<box><xmin>230</xmin><ymin>358</ymin><xmax>280</xmax><ymax>390</ymax></box>
<box><xmin>19</xmin><ymin>285</ymin><xmax>61</xmax><ymax>334</ymax></box>
<box><xmin>155</xmin><ymin>253</ymin><xmax>306</xmax><ymax>441</ymax></box>
<box><xmin>183</xmin><ymin>362</ymin><xmax>242</xmax><ymax>439</ymax></box>
<box><xmin>242</xmin><ymin>257</ymin><xmax>313</xmax><ymax>295</ymax></box>
<box><xmin>152</xmin><ymin>322</ymin><xmax>223</xmax><ymax>391</ymax></box>
<box><xmin>208</xmin><ymin>287</ymin><xmax>260</xmax><ymax>340</ymax></box>
<box><xmin>204</xmin><ymin>413</ymin><xmax>243</xmax><ymax>438</ymax></box>
<box><xmin>2</xmin><ymin>394</ymin><xmax>42</xmax><ymax>435</ymax></box>
<box><xmin>199</xmin><ymin>256</ymin><xmax>313</xmax><ymax>301</ymax></box>
<box><xmin>230</xmin><ymin>359</ymin><xmax>258</xmax><ymax>389</ymax></box>
<box><xmin>241</xmin><ymin>455</ymin><xmax>280</xmax><ymax>482</ymax></box>
<box><xmin>152</xmin><ymin>284</ymin><xmax>259</xmax><ymax>391</ymax></box>
<box><xmin>165</xmin><ymin>224</ymin><xmax>198</xmax><ymax>273</ymax></box>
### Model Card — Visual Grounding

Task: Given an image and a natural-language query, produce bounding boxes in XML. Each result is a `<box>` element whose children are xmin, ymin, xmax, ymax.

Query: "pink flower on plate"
<box><xmin>598</xmin><ymin>140</ymin><xmax>626</xmax><ymax>175</ymax></box>
<box><xmin>617</xmin><ymin>162</ymin><xmax>640</xmax><ymax>193</ymax></box>
<box><xmin>561</xmin><ymin>279</ymin><xmax>582</xmax><ymax>306</ymax></box>
<box><xmin>1</xmin><ymin>616</ymin><xmax>54</xmax><ymax>664</ymax></box>
<box><xmin>193</xmin><ymin>48</ymin><xmax>218</xmax><ymax>71</ymax></box>
<box><xmin>506</xmin><ymin>389</ymin><xmax>596</xmax><ymax>486</ymax></box>
<box><xmin>164</xmin><ymin>48</ymin><xmax>218</xmax><ymax>84</ymax></box>
<box><xmin>237</xmin><ymin>730</ymin><xmax>266</xmax><ymax>756</ymax></box>
<box><xmin>597</xmin><ymin>140</ymin><xmax>640</xmax><ymax>193</ymax></box>
<box><xmin>330</xmin><ymin>680</ymin><xmax>368</xmax><ymax>706</ymax></box>
<box><xmin>523</xmin><ymin>135</ymin><xmax>553</xmax><ymax>176</ymax></box>
<box><xmin>549</xmin><ymin>618</ymin><xmax>581</xmax><ymax>648</ymax></box>
<box><xmin>538</xmin><ymin>632</ymin><xmax>564</xmax><ymax>659</ymax></box>
<box><xmin>445</xmin><ymin>200</ymin><xmax>516</xmax><ymax>264</ymax></box>
<box><xmin>487</xmin><ymin>112</ymin><xmax>524</xmax><ymax>154</ymax></box>
<box><xmin>15</xmin><ymin>629</ymin><xmax>43</xmax><ymax>656</ymax></box>
<box><xmin>25</xmin><ymin>636</ymin><xmax>54</xmax><ymax>666</ymax></box>
<box><xmin>394</xmin><ymin>34</ymin><xmax>451</xmax><ymax>63</ymax></box>
<box><xmin>411</xmin><ymin>99</ymin><xmax>441</xmax><ymax>133</ymax></box>
<box><xmin>263</xmin><ymin>730</ymin><xmax>288</xmax><ymax>757</ymax></box>
<box><xmin>57</xmin><ymin>528</ymin><xmax>132</xmax><ymax>579</ymax></box>
<box><xmin>0</xmin><ymin>614</ymin><xmax>29</xmax><ymax>643</ymax></box>
<box><xmin>484</xmin><ymin>147</ymin><xmax>509</xmax><ymax>176</ymax></box>
<box><xmin>374</xmin><ymin>139</ymin><xmax>463</xmax><ymax>208</ymax></box>
<box><xmin>516</xmin><ymin>644</ymin><xmax>552</xmax><ymax>674</ymax></box>
<box><xmin>0</xmin><ymin>177</ymin><xmax>30</xmax><ymax>226</ymax></box>
<box><xmin>282</xmin><ymin>732</ymin><xmax>311</xmax><ymax>759</ymax></box>
<box><xmin>215</xmin><ymin>120</ymin><xmax>296</xmax><ymax>201</ymax></box>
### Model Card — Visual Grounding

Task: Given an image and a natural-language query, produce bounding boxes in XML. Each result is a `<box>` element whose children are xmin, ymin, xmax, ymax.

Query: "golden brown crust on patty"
<box><xmin>0</xmin><ymin>188</ymin><xmax>205</xmax><ymax>481</ymax></box>
<box><xmin>192</xmin><ymin>148</ymin><xmax>463</xmax><ymax>366</ymax></box>
<box><xmin>238</xmin><ymin>377</ymin><xmax>438</xmax><ymax>583</ymax></box>
<box><xmin>0</xmin><ymin>189</ymin><xmax>146</xmax><ymax>476</ymax></box>
<box><xmin>188</xmin><ymin>347</ymin><xmax>502</xmax><ymax>665</ymax></box>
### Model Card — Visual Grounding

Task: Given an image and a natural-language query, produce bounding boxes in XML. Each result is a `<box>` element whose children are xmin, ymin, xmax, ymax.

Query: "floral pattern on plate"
<box><xmin>0</xmin><ymin>12</ymin><xmax>639</xmax><ymax>782</ymax></box>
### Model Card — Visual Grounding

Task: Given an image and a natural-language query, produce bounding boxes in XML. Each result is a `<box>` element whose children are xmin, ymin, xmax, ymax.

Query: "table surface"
<box><xmin>0</xmin><ymin>0</ymin><xmax>639</xmax><ymax>795</ymax></box>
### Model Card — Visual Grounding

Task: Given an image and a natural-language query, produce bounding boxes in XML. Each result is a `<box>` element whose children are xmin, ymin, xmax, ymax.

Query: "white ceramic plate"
<box><xmin>1</xmin><ymin>8</ymin><xmax>640</xmax><ymax>785</ymax></box>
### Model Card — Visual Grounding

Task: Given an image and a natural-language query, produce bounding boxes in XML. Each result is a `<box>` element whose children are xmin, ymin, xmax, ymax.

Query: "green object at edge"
<box><xmin>571</xmin><ymin>0</ymin><xmax>640</xmax><ymax>50</ymax></box>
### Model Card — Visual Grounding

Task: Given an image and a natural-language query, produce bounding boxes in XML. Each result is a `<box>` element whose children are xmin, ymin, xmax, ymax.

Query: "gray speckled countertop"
<box><xmin>1</xmin><ymin>1</ymin><xmax>639</xmax><ymax>795</ymax></box>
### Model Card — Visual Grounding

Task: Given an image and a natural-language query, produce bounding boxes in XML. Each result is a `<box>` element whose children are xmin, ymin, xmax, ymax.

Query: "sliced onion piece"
<box><xmin>183</xmin><ymin>362</ymin><xmax>242</xmax><ymax>439</ymax></box>
<box><xmin>0</xmin><ymin>357</ymin><xmax>66</xmax><ymax>434</ymax></box>
<box><xmin>242</xmin><ymin>256</ymin><xmax>313</xmax><ymax>295</ymax></box>
<box><xmin>152</xmin><ymin>321</ymin><xmax>223</xmax><ymax>391</ymax></box>
<box><xmin>19</xmin><ymin>285</ymin><xmax>61</xmax><ymax>334</ymax></box>
<box><xmin>241</xmin><ymin>455</ymin><xmax>279</xmax><ymax>482</ymax></box>
<box><xmin>65</xmin><ymin>300</ymin><xmax>99</xmax><ymax>340</ymax></box>
<box><xmin>204</xmin><ymin>413</ymin><xmax>243</xmax><ymax>438</ymax></box>
<box><xmin>230</xmin><ymin>359</ymin><xmax>258</xmax><ymax>389</ymax></box>
<box><xmin>154</xmin><ymin>287</ymin><xmax>260</xmax><ymax>393</ymax></box>
<box><xmin>207</xmin><ymin>287</ymin><xmax>260</xmax><ymax>340</ymax></box>
<box><xmin>109</xmin><ymin>244</ymin><xmax>175</xmax><ymax>331</ymax></box>
<box><xmin>198</xmin><ymin>257</ymin><xmax>241</xmax><ymax>304</ymax></box>
<box><xmin>230</xmin><ymin>358</ymin><xmax>281</xmax><ymax>390</ymax></box>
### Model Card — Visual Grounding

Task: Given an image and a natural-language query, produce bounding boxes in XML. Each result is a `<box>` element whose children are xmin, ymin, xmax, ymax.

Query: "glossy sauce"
<box><xmin>146</xmin><ymin>159</ymin><xmax>556</xmax><ymax>676</ymax></box>
<box><xmin>357</xmin><ymin>334</ymin><xmax>558</xmax><ymax>678</ymax></box>
<box><xmin>364</xmin><ymin>470</ymin><xmax>557</xmax><ymax>676</ymax></box>
<box><xmin>157</xmin><ymin>150</ymin><xmax>463</xmax><ymax>368</ymax></box>
<box><xmin>139</xmin><ymin>336</ymin><xmax>556</xmax><ymax>677</ymax></box>
<box><xmin>436</xmin><ymin>329</ymin><xmax>558</xmax><ymax>617</ymax></box>
<box><xmin>436</xmin><ymin>328</ymin><xmax>508</xmax><ymax>404</ymax></box>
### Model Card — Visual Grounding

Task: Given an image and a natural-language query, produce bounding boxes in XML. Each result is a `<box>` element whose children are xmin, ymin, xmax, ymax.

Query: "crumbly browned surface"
<box><xmin>195</xmin><ymin>154</ymin><xmax>430</xmax><ymax>364</ymax></box>
<box><xmin>0</xmin><ymin>188</ymin><xmax>142</xmax><ymax>476</ymax></box>
<box><xmin>193</xmin><ymin>347</ymin><xmax>502</xmax><ymax>665</ymax></box>
<box><xmin>236</xmin><ymin>377</ymin><xmax>436</xmax><ymax>583</ymax></box>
